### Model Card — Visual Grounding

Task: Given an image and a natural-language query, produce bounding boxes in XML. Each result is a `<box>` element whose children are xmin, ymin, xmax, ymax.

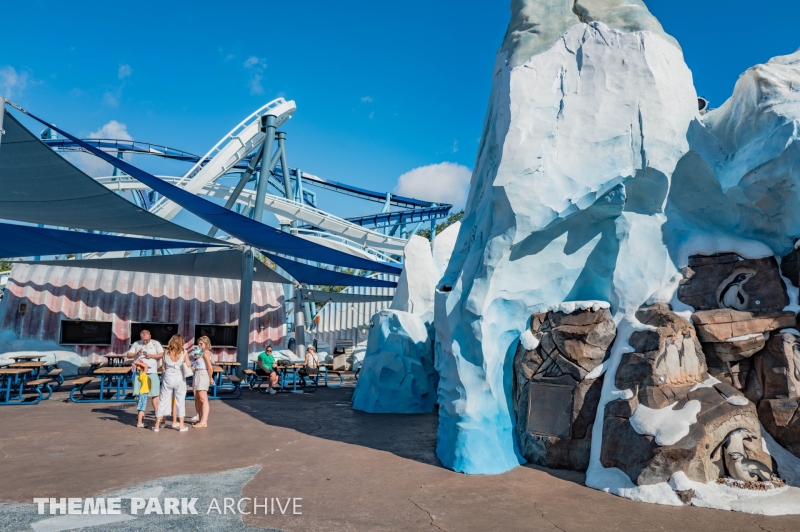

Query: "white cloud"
<box><xmin>243</xmin><ymin>56</ymin><xmax>266</xmax><ymax>95</ymax></box>
<box><xmin>243</xmin><ymin>56</ymin><xmax>263</xmax><ymax>68</ymax></box>
<box><xmin>361</xmin><ymin>95</ymin><xmax>373</xmax><ymax>103</ymax></box>
<box><xmin>118</xmin><ymin>64</ymin><xmax>132</xmax><ymax>80</ymax></box>
<box><xmin>65</xmin><ymin>120</ymin><xmax>133</xmax><ymax>177</ymax></box>
<box><xmin>394</xmin><ymin>162</ymin><xmax>472</xmax><ymax>207</ymax></box>
<box><xmin>248</xmin><ymin>74</ymin><xmax>264</xmax><ymax>95</ymax></box>
<box><xmin>102</xmin><ymin>91</ymin><xmax>119</xmax><ymax>107</ymax></box>
<box><xmin>0</xmin><ymin>66</ymin><xmax>32</xmax><ymax>100</ymax></box>
<box><xmin>89</xmin><ymin>120</ymin><xmax>133</xmax><ymax>141</ymax></box>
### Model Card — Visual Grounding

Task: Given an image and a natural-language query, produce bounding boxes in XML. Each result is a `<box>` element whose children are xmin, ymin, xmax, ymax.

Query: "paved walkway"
<box><xmin>0</xmin><ymin>377</ymin><xmax>796</xmax><ymax>531</ymax></box>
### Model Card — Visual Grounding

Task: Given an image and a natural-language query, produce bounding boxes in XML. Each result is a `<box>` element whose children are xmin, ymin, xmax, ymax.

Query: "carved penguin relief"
<box><xmin>716</xmin><ymin>270</ymin><xmax>756</xmax><ymax>310</ymax></box>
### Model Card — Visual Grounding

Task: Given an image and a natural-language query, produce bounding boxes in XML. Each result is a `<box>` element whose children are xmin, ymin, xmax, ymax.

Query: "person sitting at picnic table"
<box><xmin>299</xmin><ymin>344</ymin><xmax>319</xmax><ymax>380</ymax></box>
<box><xmin>188</xmin><ymin>335</ymin><xmax>213</xmax><ymax>428</ymax></box>
<box><xmin>153</xmin><ymin>334</ymin><xmax>192</xmax><ymax>433</ymax></box>
<box><xmin>127</xmin><ymin>329</ymin><xmax>164</xmax><ymax>429</ymax></box>
<box><xmin>256</xmin><ymin>345</ymin><xmax>279</xmax><ymax>394</ymax></box>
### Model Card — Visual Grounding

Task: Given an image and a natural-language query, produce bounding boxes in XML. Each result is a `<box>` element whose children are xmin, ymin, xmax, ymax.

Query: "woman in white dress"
<box><xmin>153</xmin><ymin>334</ymin><xmax>192</xmax><ymax>432</ymax></box>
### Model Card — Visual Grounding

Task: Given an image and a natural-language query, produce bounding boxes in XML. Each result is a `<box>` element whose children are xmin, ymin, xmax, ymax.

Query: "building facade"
<box><xmin>0</xmin><ymin>263</ymin><xmax>285</xmax><ymax>366</ymax></box>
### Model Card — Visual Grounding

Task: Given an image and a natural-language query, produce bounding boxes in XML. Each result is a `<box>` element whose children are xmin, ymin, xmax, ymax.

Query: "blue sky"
<box><xmin>2</xmin><ymin>1</ymin><xmax>799</xmax><ymax>220</ymax></box>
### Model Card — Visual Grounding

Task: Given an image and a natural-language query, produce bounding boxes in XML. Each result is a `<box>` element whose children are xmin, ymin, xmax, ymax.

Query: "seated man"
<box><xmin>256</xmin><ymin>345</ymin><xmax>279</xmax><ymax>395</ymax></box>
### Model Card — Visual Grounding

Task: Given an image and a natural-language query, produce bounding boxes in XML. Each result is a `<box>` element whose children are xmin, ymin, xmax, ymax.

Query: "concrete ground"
<box><xmin>0</xmin><ymin>376</ymin><xmax>797</xmax><ymax>531</ymax></box>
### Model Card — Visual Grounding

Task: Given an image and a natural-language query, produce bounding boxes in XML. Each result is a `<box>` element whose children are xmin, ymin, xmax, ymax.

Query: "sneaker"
<box><xmin>179</xmin><ymin>426</ymin><xmax>189</xmax><ymax>432</ymax></box>
<box><xmin>268</xmin><ymin>388</ymin><xmax>276</xmax><ymax>395</ymax></box>
<box><xmin>152</xmin><ymin>427</ymin><xmax>159</xmax><ymax>433</ymax></box>
<box><xmin>188</xmin><ymin>415</ymin><xmax>200</xmax><ymax>423</ymax></box>
<box><xmin>171</xmin><ymin>423</ymin><xmax>179</xmax><ymax>429</ymax></box>
<box><xmin>136</xmin><ymin>423</ymin><xmax>146</xmax><ymax>429</ymax></box>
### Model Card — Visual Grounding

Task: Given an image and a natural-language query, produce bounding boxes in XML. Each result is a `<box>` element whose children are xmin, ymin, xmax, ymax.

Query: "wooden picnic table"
<box><xmin>10</xmin><ymin>355</ymin><xmax>47</xmax><ymax>362</ymax></box>
<box><xmin>103</xmin><ymin>354</ymin><xmax>130</xmax><ymax>367</ymax></box>
<box><xmin>0</xmin><ymin>368</ymin><xmax>36</xmax><ymax>404</ymax></box>
<box><xmin>213</xmin><ymin>361</ymin><xmax>240</xmax><ymax>377</ymax></box>
<box><xmin>73</xmin><ymin>366</ymin><xmax>134</xmax><ymax>404</ymax></box>
<box><xmin>0</xmin><ymin>368</ymin><xmax>31</xmax><ymax>376</ymax></box>
<box><xmin>9</xmin><ymin>361</ymin><xmax>46</xmax><ymax>380</ymax></box>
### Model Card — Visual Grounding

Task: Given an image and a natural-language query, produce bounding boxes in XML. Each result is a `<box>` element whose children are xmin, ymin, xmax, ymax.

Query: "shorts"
<box><xmin>255</xmin><ymin>368</ymin><xmax>275</xmax><ymax>377</ymax></box>
<box><xmin>133</xmin><ymin>373</ymin><xmax>161</xmax><ymax>397</ymax></box>
<box><xmin>193</xmin><ymin>369</ymin><xmax>210</xmax><ymax>391</ymax></box>
<box><xmin>136</xmin><ymin>393</ymin><xmax>148</xmax><ymax>411</ymax></box>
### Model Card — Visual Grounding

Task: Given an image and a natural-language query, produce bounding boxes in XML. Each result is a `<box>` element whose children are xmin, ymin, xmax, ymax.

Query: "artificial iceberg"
<box><xmin>353</xmin><ymin>227</ymin><xmax>460</xmax><ymax>413</ymax></box>
<box><xmin>432</xmin><ymin>0</ymin><xmax>800</xmax><ymax>512</ymax></box>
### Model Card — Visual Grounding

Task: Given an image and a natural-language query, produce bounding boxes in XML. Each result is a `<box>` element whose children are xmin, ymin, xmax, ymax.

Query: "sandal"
<box><xmin>192</xmin><ymin>422</ymin><xmax>207</xmax><ymax>428</ymax></box>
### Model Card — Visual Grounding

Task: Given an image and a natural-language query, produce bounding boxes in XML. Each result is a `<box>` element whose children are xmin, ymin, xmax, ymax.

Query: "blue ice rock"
<box><xmin>434</xmin><ymin>1</ymin><xmax>701</xmax><ymax>474</ymax></box>
<box><xmin>351</xmin><ymin>309</ymin><xmax>436</xmax><ymax>413</ymax></box>
<box><xmin>352</xmin><ymin>227</ymin><xmax>460</xmax><ymax>413</ymax></box>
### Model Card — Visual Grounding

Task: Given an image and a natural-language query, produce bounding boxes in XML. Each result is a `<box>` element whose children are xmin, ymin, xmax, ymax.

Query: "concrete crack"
<box><xmin>409</xmin><ymin>486</ymin><xmax>445</xmax><ymax>532</ymax></box>
<box><xmin>533</xmin><ymin>502</ymin><xmax>566</xmax><ymax>532</ymax></box>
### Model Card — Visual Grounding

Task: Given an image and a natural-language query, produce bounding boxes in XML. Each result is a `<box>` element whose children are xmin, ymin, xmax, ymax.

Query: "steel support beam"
<box><xmin>236</xmin><ymin>247</ymin><xmax>255</xmax><ymax>377</ymax></box>
<box><xmin>295</xmin><ymin>284</ymin><xmax>306</xmax><ymax>360</ymax></box>
<box><xmin>207</xmin><ymin>141</ymin><xmax>267</xmax><ymax>238</ymax></box>
<box><xmin>253</xmin><ymin>114</ymin><xmax>277</xmax><ymax>222</ymax></box>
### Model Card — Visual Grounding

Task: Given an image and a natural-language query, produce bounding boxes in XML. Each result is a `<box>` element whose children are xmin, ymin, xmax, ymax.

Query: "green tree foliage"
<box><xmin>416</xmin><ymin>210</ymin><xmax>464</xmax><ymax>240</ymax></box>
<box><xmin>0</xmin><ymin>261</ymin><xmax>11</xmax><ymax>272</ymax></box>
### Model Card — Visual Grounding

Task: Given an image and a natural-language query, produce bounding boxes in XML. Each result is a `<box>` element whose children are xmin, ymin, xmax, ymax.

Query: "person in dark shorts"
<box><xmin>256</xmin><ymin>345</ymin><xmax>279</xmax><ymax>394</ymax></box>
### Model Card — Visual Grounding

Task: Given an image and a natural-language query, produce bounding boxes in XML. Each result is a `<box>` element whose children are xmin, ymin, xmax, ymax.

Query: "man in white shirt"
<box><xmin>127</xmin><ymin>330</ymin><xmax>164</xmax><ymax>428</ymax></box>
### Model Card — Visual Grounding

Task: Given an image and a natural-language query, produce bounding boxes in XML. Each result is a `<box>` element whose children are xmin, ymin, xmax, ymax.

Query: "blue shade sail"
<box><xmin>266</xmin><ymin>253</ymin><xmax>397</xmax><ymax>288</ymax></box>
<box><xmin>14</xmin><ymin>109</ymin><xmax>402</xmax><ymax>276</ymax></box>
<box><xmin>0</xmin><ymin>222</ymin><xmax>216</xmax><ymax>259</ymax></box>
<box><xmin>0</xmin><ymin>112</ymin><xmax>219</xmax><ymax>243</ymax></box>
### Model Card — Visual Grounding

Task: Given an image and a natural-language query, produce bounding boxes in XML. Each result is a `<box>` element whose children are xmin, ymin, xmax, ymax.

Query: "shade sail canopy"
<box><xmin>0</xmin><ymin>222</ymin><xmax>216</xmax><ymax>259</ymax></box>
<box><xmin>29</xmin><ymin>249</ymin><xmax>291</xmax><ymax>284</ymax></box>
<box><xmin>0</xmin><ymin>112</ymin><xmax>218</xmax><ymax>243</ymax></box>
<box><xmin>14</xmin><ymin>108</ymin><xmax>403</xmax><ymax>275</ymax></box>
<box><xmin>266</xmin><ymin>253</ymin><xmax>397</xmax><ymax>288</ymax></box>
<box><xmin>300</xmin><ymin>288</ymin><xmax>394</xmax><ymax>304</ymax></box>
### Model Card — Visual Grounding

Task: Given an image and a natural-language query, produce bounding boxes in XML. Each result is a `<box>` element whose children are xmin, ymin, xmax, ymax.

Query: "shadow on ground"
<box><xmin>226</xmin><ymin>376</ymin><xmax>443</xmax><ymax>468</ymax></box>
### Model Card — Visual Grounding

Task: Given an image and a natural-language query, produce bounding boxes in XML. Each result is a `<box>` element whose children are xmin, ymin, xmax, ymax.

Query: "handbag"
<box><xmin>181</xmin><ymin>359</ymin><xmax>193</xmax><ymax>379</ymax></box>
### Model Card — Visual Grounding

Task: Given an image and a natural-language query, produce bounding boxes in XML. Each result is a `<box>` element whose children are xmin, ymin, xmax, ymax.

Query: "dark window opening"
<box><xmin>60</xmin><ymin>320</ymin><xmax>113</xmax><ymax>346</ymax></box>
<box><xmin>194</xmin><ymin>324</ymin><xmax>238</xmax><ymax>348</ymax></box>
<box><xmin>130</xmin><ymin>323</ymin><xmax>179</xmax><ymax>345</ymax></box>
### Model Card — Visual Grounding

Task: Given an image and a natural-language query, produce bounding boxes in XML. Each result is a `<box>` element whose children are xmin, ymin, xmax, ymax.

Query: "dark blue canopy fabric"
<box><xmin>266</xmin><ymin>253</ymin><xmax>397</xmax><ymax>288</ymax></box>
<box><xmin>18</xmin><ymin>109</ymin><xmax>402</xmax><ymax>275</ymax></box>
<box><xmin>0</xmin><ymin>222</ymin><xmax>216</xmax><ymax>259</ymax></box>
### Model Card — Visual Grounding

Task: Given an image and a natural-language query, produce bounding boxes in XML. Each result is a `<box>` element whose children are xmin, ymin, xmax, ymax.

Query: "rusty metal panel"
<box><xmin>0</xmin><ymin>263</ymin><xmax>285</xmax><ymax>365</ymax></box>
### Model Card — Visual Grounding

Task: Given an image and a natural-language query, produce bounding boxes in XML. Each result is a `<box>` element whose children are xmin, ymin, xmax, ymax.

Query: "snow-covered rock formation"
<box><xmin>390</xmin><ymin>235</ymin><xmax>439</xmax><ymax>323</ymax></box>
<box><xmin>434</xmin><ymin>0</ymin><xmax>800</xmax><ymax>513</ymax></box>
<box><xmin>353</xmin><ymin>225</ymin><xmax>461</xmax><ymax>413</ymax></box>
<box><xmin>351</xmin><ymin>309</ymin><xmax>437</xmax><ymax>413</ymax></box>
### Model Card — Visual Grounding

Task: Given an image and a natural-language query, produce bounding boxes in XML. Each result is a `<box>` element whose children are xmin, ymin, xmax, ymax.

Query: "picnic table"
<box><xmin>103</xmin><ymin>354</ymin><xmax>130</xmax><ymax>367</ymax></box>
<box><xmin>213</xmin><ymin>361</ymin><xmax>241</xmax><ymax>375</ymax></box>
<box><xmin>69</xmin><ymin>366</ymin><xmax>134</xmax><ymax>403</ymax></box>
<box><xmin>317</xmin><ymin>363</ymin><xmax>344</xmax><ymax>388</ymax></box>
<box><xmin>10</xmin><ymin>354</ymin><xmax>47</xmax><ymax>362</ymax></box>
<box><xmin>275</xmin><ymin>364</ymin><xmax>317</xmax><ymax>394</ymax></box>
<box><xmin>0</xmin><ymin>368</ymin><xmax>53</xmax><ymax>405</ymax></box>
<box><xmin>9</xmin><ymin>361</ymin><xmax>46</xmax><ymax>380</ymax></box>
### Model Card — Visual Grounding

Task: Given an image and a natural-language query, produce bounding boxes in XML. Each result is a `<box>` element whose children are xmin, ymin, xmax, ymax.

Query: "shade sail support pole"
<box><xmin>236</xmin><ymin>247</ymin><xmax>255</xmax><ymax>377</ymax></box>
<box><xmin>295</xmin><ymin>284</ymin><xmax>306</xmax><ymax>360</ymax></box>
<box><xmin>207</xmin><ymin>140</ymin><xmax>267</xmax><ymax>238</ymax></box>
